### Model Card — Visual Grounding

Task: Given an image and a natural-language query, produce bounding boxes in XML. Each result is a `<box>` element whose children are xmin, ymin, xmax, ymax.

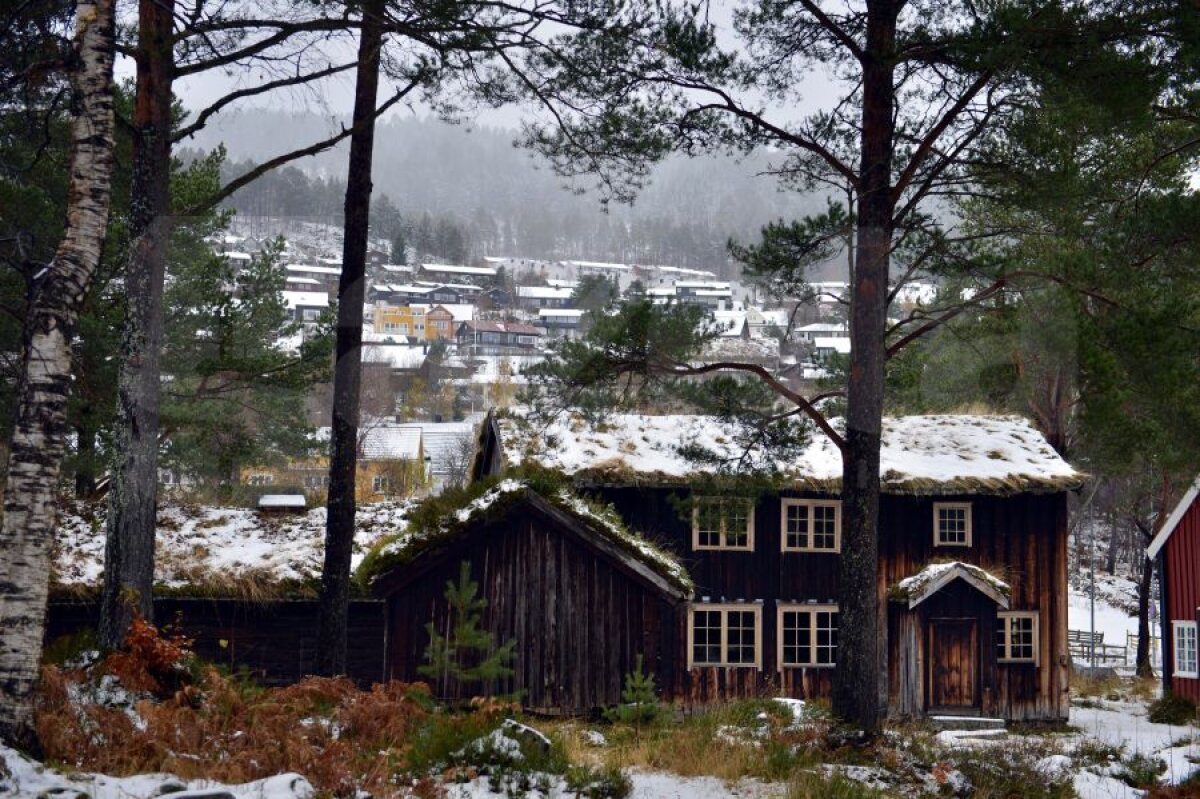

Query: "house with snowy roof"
<box><xmin>466</xmin><ymin>410</ymin><xmax>1083</xmax><ymax>721</ymax></box>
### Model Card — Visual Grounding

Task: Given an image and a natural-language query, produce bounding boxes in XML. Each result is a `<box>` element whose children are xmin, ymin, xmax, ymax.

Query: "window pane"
<box><xmin>696</xmin><ymin>502</ymin><xmax>722</xmax><ymax>548</ymax></box>
<box><xmin>692</xmin><ymin>610</ymin><xmax>722</xmax><ymax>665</ymax></box>
<box><xmin>938</xmin><ymin>506</ymin><xmax>968</xmax><ymax>544</ymax></box>
<box><xmin>996</xmin><ymin>618</ymin><xmax>1007</xmax><ymax>660</ymax></box>
<box><xmin>786</xmin><ymin>505</ymin><xmax>809</xmax><ymax>550</ymax></box>
<box><xmin>726</xmin><ymin>610</ymin><xmax>756</xmax><ymax>664</ymax></box>
<box><xmin>1011</xmin><ymin>617</ymin><xmax>1034</xmax><ymax>660</ymax></box>
<box><xmin>781</xmin><ymin>610</ymin><xmax>801</xmax><ymax>666</ymax></box>
<box><xmin>815</xmin><ymin>610</ymin><xmax>837</xmax><ymax>665</ymax></box>
<box><xmin>813</xmin><ymin>505</ymin><xmax>837</xmax><ymax>550</ymax></box>
<box><xmin>727</xmin><ymin>504</ymin><xmax>749</xmax><ymax>547</ymax></box>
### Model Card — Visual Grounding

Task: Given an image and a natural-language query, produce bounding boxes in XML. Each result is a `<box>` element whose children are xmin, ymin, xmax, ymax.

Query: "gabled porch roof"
<box><xmin>890</xmin><ymin>561</ymin><xmax>1011</xmax><ymax>610</ymax></box>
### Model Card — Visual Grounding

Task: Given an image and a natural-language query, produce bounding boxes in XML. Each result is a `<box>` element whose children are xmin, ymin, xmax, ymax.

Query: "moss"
<box><xmin>355</xmin><ymin>465</ymin><xmax>693</xmax><ymax>594</ymax></box>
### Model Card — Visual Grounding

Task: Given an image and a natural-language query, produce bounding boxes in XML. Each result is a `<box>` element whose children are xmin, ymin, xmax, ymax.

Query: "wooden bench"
<box><xmin>1069</xmin><ymin>629</ymin><xmax>1128</xmax><ymax>664</ymax></box>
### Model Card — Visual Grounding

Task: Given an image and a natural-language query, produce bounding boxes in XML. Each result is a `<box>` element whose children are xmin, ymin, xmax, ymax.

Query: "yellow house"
<box><xmin>374</xmin><ymin>305</ymin><xmax>427</xmax><ymax>338</ymax></box>
<box><xmin>242</xmin><ymin>424</ymin><xmax>429</xmax><ymax>503</ymax></box>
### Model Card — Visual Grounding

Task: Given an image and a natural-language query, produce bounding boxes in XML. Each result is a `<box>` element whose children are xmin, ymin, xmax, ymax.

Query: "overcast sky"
<box><xmin>116</xmin><ymin>1</ymin><xmax>841</xmax><ymax>140</ymax></box>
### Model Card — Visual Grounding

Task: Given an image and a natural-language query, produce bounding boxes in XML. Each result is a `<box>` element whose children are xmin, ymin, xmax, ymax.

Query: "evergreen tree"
<box><xmin>419</xmin><ymin>561</ymin><xmax>516</xmax><ymax>701</ymax></box>
<box><xmin>603</xmin><ymin>654</ymin><xmax>661</xmax><ymax>741</ymax></box>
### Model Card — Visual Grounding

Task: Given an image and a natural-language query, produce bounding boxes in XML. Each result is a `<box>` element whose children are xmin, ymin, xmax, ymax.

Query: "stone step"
<box><xmin>928</xmin><ymin>715</ymin><xmax>1007</xmax><ymax>731</ymax></box>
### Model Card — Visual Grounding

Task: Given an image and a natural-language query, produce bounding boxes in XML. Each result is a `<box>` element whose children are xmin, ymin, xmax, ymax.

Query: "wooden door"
<box><xmin>929</xmin><ymin>618</ymin><xmax>979</xmax><ymax>711</ymax></box>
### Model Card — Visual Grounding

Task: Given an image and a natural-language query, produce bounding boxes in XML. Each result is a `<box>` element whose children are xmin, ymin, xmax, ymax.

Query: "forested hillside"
<box><xmin>189</xmin><ymin>112</ymin><xmax>832</xmax><ymax>272</ymax></box>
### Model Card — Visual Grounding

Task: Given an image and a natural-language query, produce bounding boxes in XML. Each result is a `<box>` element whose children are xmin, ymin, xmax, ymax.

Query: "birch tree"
<box><xmin>0</xmin><ymin>0</ymin><xmax>116</xmax><ymax>747</ymax></box>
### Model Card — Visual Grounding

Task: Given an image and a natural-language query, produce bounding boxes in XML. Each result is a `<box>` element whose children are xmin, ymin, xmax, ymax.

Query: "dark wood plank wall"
<box><xmin>383</xmin><ymin>511</ymin><xmax>680</xmax><ymax>713</ymax></box>
<box><xmin>46</xmin><ymin>598</ymin><xmax>387</xmax><ymax>686</ymax></box>
<box><xmin>594</xmin><ymin>486</ymin><xmax>1069</xmax><ymax>719</ymax></box>
<box><xmin>1164</xmin><ymin>499</ymin><xmax>1200</xmax><ymax>701</ymax></box>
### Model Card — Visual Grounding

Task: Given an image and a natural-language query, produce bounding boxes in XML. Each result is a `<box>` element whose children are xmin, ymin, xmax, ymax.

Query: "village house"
<box><xmin>516</xmin><ymin>285</ymin><xmax>574</xmax><ymax>310</ymax></box>
<box><xmin>456</xmin><ymin>320</ymin><xmax>543</xmax><ymax>356</ymax></box>
<box><xmin>440</xmin><ymin>410</ymin><xmax>1083</xmax><ymax>721</ymax></box>
<box><xmin>1146</xmin><ymin>476</ymin><xmax>1200</xmax><ymax>702</ymax></box>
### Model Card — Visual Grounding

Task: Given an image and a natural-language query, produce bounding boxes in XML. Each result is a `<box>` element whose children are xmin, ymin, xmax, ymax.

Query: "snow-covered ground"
<box><xmin>0</xmin><ymin>744</ymin><xmax>314</xmax><ymax>799</ymax></box>
<box><xmin>1067</xmin><ymin>572</ymin><xmax>1160</xmax><ymax>670</ymax></box>
<box><xmin>54</xmin><ymin>501</ymin><xmax>412</xmax><ymax>590</ymax></box>
<box><xmin>5</xmin><ymin>697</ymin><xmax>1197</xmax><ymax>798</ymax></box>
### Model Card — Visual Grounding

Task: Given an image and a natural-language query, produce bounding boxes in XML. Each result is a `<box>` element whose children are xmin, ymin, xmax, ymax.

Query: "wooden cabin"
<box><xmin>1147</xmin><ymin>477</ymin><xmax>1200</xmax><ymax>702</ymax></box>
<box><xmin>473</xmin><ymin>411</ymin><xmax>1082</xmax><ymax>721</ymax></box>
<box><xmin>367</xmin><ymin>484</ymin><xmax>691</xmax><ymax>712</ymax></box>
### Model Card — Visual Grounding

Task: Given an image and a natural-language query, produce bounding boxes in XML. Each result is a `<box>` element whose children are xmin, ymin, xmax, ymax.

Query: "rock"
<box><xmin>155</xmin><ymin>778</ymin><xmax>189</xmax><ymax>795</ymax></box>
<box><xmin>583</xmin><ymin>730</ymin><xmax>607</xmax><ymax>747</ymax></box>
<box><xmin>502</xmin><ymin>719</ymin><xmax>551</xmax><ymax>755</ymax></box>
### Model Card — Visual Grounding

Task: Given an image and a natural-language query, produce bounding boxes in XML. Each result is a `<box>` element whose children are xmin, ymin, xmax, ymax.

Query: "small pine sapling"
<box><xmin>419</xmin><ymin>561</ymin><xmax>516</xmax><ymax>702</ymax></box>
<box><xmin>604</xmin><ymin>654</ymin><xmax>660</xmax><ymax>741</ymax></box>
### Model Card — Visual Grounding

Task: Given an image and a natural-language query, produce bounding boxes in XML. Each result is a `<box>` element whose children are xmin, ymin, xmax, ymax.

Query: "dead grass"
<box><xmin>34</xmin><ymin>617</ymin><xmax>452</xmax><ymax>797</ymax></box>
<box><xmin>1072</xmin><ymin>669</ymin><xmax>1124</xmax><ymax>699</ymax></box>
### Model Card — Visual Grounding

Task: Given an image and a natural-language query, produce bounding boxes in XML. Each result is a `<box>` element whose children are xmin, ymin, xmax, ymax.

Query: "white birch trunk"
<box><xmin>0</xmin><ymin>0</ymin><xmax>116</xmax><ymax>747</ymax></box>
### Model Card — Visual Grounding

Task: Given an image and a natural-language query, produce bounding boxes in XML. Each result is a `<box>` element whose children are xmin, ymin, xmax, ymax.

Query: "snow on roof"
<box><xmin>646</xmin><ymin>287</ymin><xmax>677</xmax><ymax>296</ymax></box>
<box><xmin>495</xmin><ymin>412</ymin><xmax>1082</xmax><ymax>494</ymax></box>
<box><xmin>361</xmin><ymin>344</ymin><xmax>427</xmax><ymax>370</ymax></box>
<box><xmin>814</xmin><ymin>336</ymin><xmax>851</xmax><ymax>353</ymax></box>
<box><xmin>677</xmin><ymin>281</ymin><xmax>730</xmax><ymax>289</ymax></box>
<box><xmin>517</xmin><ymin>286</ymin><xmax>574</xmax><ymax>299</ymax></box>
<box><xmin>698</xmin><ymin>337</ymin><xmax>779</xmax><ymax>362</ymax></box>
<box><xmin>287</xmin><ymin>264</ymin><xmax>341</xmax><ymax>276</ymax></box>
<box><xmin>223</xmin><ymin>251</ymin><xmax>252</xmax><ymax>261</ymax></box>
<box><xmin>362</xmin><ymin>480</ymin><xmax>692</xmax><ymax>594</ymax></box>
<box><xmin>1146</xmin><ymin>475</ymin><xmax>1200</xmax><ymax>559</ymax></box>
<box><xmin>798</xmin><ymin>322</ymin><xmax>848</xmax><ymax>333</ymax></box>
<box><xmin>360</xmin><ymin>425</ymin><xmax>423</xmax><ymax>460</ymax></box>
<box><xmin>285</xmin><ymin>277</ymin><xmax>321</xmax><ymax>285</ymax></box>
<box><xmin>891</xmin><ymin>561</ymin><xmax>1010</xmax><ymax>608</ymax></box>
<box><xmin>546</xmin><ymin>279</ymin><xmax>579</xmax><ymax>288</ymax></box>
<box><xmin>420</xmin><ymin>263</ymin><xmax>497</xmax><ymax>276</ymax></box>
<box><xmin>54</xmin><ymin>500</ymin><xmax>413</xmax><ymax>594</ymax></box>
<box><xmin>538</xmin><ymin>308</ymin><xmax>585</xmax><ymax>318</ymax></box>
<box><xmin>281</xmin><ymin>291</ymin><xmax>329</xmax><ymax>309</ymax></box>
<box><xmin>567</xmin><ymin>260</ymin><xmax>632</xmax><ymax>271</ymax></box>
<box><xmin>692</xmin><ymin>289</ymin><xmax>733</xmax><ymax>297</ymax></box>
<box><xmin>257</xmin><ymin>494</ymin><xmax>307</xmax><ymax>509</ymax></box>
<box><xmin>410</xmin><ymin>303</ymin><xmax>475</xmax><ymax>321</ymax></box>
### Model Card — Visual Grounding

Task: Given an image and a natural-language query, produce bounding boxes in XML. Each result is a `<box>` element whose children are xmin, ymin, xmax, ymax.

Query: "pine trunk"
<box><xmin>831</xmin><ymin>0</ymin><xmax>897</xmax><ymax>735</ymax></box>
<box><xmin>0</xmin><ymin>0</ymin><xmax>116</xmax><ymax>747</ymax></box>
<box><xmin>99</xmin><ymin>0</ymin><xmax>174</xmax><ymax>649</ymax></box>
<box><xmin>74</xmin><ymin>421</ymin><xmax>96</xmax><ymax>498</ymax></box>
<box><xmin>316</xmin><ymin>0</ymin><xmax>384</xmax><ymax>676</ymax></box>
<box><xmin>1136</xmin><ymin>554</ymin><xmax>1153</xmax><ymax>678</ymax></box>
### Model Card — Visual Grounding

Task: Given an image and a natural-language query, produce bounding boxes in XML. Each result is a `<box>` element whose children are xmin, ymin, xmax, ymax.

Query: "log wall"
<box><xmin>46</xmin><ymin>598</ymin><xmax>387</xmax><ymax>686</ymax></box>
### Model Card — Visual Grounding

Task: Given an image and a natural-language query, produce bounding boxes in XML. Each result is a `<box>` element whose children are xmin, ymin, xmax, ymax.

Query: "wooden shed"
<box><xmin>1147</xmin><ymin>476</ymin><xmax>1200</xmax><ymax>701</ymax></box>
<box><xmin>368</xmin><ymin>483</ymin><xmax>692</xmax><ymax>713</ymax></box>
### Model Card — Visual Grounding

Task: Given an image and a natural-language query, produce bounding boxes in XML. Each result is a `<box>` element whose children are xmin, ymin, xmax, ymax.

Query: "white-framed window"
<box><xmin>303</xmin><ymin>474</ymin><xmax>329</xmax><ymax>489</ymax></box>
<box><xmin>778</xmin><ymin>604</ymin><xmax>838</xmax><ymax>668</ymax></box>
<box><xmin>781</xmin><ymin>499</ymin><xmax>841</xmax><ymax>552</ymax></box>
<box><xmin>997</xmin><ymin>611</ymin><xmax>1039</xmax><ymax>663</ymax></box>
<box><xmin>372</xmin><ymin>474</ymin><xmax>390</xmax><ymax>493</ymax></box>
<box><xmin>1174</xmin><ymin>621</ymin><xmax>1198</xmax><ymax>678</ymax></box>
<box><xmin>247</xmin><ymin>473</ymin><xmax>273</xmax><ymax>486</ymax></box>
<box><xmin>687</xmin><ymin>603</ymin><xmax>762</xmax><ymax>669</ymax></box>
<box><xmin>384</xmin><ymin>321</ymin><xmax>400</xmax><ymax>332</ymax></box>
<box><xmin>302</xmin><ymin>308</ymin><xmax>320</xmax><ymax>321</ymax></box>
<box><xmin>934</xmin><ymin>502</ymin><xmax>972</xmax><ymax>547</ymax></box>
<box><xmin>692</xmin><ymin>497</ymin><xmax>755</xmax><ymax>551</ymax></box>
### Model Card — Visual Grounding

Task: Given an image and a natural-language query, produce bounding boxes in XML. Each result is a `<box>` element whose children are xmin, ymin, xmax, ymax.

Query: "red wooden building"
<box><xmin>1147</xmin><ymin>477</ymin><xmax>1200</xmax><ymax>701</ymax></box>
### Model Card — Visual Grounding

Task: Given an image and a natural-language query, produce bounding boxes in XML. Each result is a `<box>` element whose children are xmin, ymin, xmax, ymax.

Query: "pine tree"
<box><xmin>603</xmin><ymin>654</ymin><xmax>660</xmax><ymax>741</ymax></box>
<box><xmin>419</xmin><ymin>561</ymin><xmax>516</xmax><ymax>702</ymax></box>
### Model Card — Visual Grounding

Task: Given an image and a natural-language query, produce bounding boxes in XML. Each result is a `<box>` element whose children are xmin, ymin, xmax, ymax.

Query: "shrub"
<box><xmin>1118</xmin><ymin>752</ymin><xmax>1168</xmax><ymax>789</ymax></box>
<box><xmin>1150</xmin><ymin>694</ymin><xmax>1198</xmax><ymax>726</ymax></box>
<box><xmin>603</xmin><ymin>655</ymin><xmax>662</xmax><ymax>741</ymax></box>
<box><xmin>564</xmin><ymin>764</ymin><xmax>632</xmax><ymax>798</ymax></box>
